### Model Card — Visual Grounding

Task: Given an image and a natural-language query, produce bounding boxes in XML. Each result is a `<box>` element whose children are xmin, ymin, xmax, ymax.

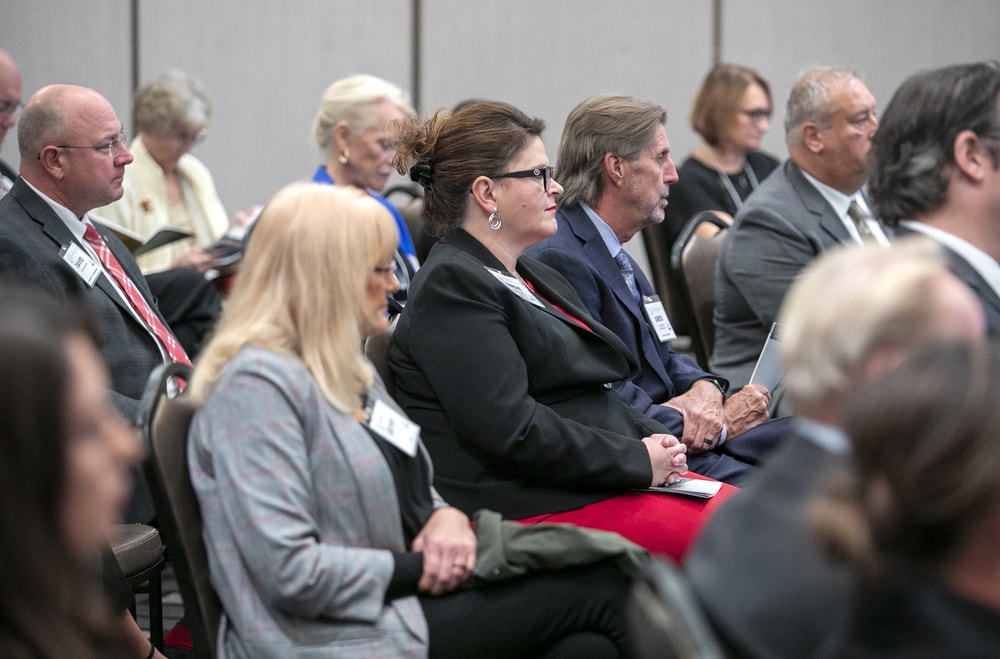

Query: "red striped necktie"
<box><xmin>82</xmin><ymin>223</ymin><xmax>192</xmax><ymax>367</ymax></box>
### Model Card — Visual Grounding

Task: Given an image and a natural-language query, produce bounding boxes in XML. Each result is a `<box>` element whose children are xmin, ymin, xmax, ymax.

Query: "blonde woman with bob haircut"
<box><xmin>188</xmin><ymin>183</ymin><xmax>635</xmax><ymax>659</ymax></box>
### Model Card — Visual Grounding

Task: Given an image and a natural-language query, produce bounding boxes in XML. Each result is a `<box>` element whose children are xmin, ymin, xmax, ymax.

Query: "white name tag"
<box><xmin>60</xmin><ymin>242</ymin><xmax>101</xmax><ymax>287</ymax></box>
<box><xmin>367</xmin><ymin>398</ymin><xmax>420</xmax><ymax>457</ymax></box>
<box><xmin>485</xmin><ymin>266</ymin><xmax>544</xmax><ymax>307</ymax></box>
<box><xmin>643</xmin><ymin>295</ymin><xmax>676</xmax><ymax>342</ymax></box>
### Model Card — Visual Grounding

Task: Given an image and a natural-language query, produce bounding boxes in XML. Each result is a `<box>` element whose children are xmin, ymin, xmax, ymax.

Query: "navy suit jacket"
<box><xmin>528</xmin><ymin>203</ymin><xmax>711</xmax><ymax>436</ymax></box>
<box><xmin>0</xmin><ymin>178</ymin><xmax>166</xmax><ymax>423</ymax></box>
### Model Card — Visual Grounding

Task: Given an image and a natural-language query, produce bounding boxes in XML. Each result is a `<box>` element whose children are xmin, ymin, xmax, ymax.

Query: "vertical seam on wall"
<box><xmin>130</xmin><ymin>0</ymin><xmax>140</xmax><ymax>129</ymax></box>
<box><xmin>411</xmin><ymin>0</ymin><xmax>422</xmax><ymax>111</ymax></box>
<box><xmin>712</xmin><ymin>0</ymin><xmax>722</xmax><ymax>65</ymax></box>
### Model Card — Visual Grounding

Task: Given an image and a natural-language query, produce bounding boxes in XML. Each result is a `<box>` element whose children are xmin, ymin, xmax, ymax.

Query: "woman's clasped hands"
<box><xmin>642</xmin><ymin>433</ymin><xmax>688</xmax><ymax>487</ymax></box>
<box><xmin>412</xmin><ymin>506</ymin><xmax>477</xmax><ymax>595</ymax></box>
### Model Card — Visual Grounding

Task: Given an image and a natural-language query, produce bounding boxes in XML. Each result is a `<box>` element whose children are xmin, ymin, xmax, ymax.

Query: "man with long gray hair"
<box><xmin>529</xmin><ymin>93</ymin><xmax>786</xmax><ymax>486</ymax></box>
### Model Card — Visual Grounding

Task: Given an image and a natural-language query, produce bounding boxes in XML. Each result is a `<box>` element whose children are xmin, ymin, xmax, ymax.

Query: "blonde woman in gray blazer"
<box><xmin>188</xmin><ymin>184</ymin><xmax>633</xmax><ymax>659</ymax></box>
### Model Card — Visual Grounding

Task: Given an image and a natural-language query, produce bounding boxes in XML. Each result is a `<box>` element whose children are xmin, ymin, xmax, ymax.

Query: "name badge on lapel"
<box><xmin>643</xmin><ymin>295</ymin><xmax>677</xmax><ymax>342</ymax></box>
<box><xmin>484</xmin><ymin>266</ymin><xmax>544</xmax><ymax>308</ymax></box>
<box><xmin>59</xmin><ymin>242</ymin><xmax>101</xmax><ymax>287</ymax></box>
<box><xmin>365</xmin><ymin>398</ymin><xmax>420</xmax><ymax>457</ymax></box>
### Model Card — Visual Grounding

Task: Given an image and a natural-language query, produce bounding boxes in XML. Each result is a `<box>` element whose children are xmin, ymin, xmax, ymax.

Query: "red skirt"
<box><xmin>515</xmin><ymin>473</ymin><xmax>738</xmax><ymax>561</ymax></box>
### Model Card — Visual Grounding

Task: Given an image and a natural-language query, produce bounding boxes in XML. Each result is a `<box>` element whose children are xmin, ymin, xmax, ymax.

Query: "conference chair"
<box><xmin>641</xmin><ymin>217</ymin><xmax>688</xmax><ymax>339</ymax></box>
<box><xmin>364</xmin><ymin>314</ymin><xmax>399</xmax><ymax>398</ymax></box>
<box><xmin>670</xmin><ymin>211</ymin><xmax>732</xmax><ymax>370</ymax></box>
<box><xmin>111</xmin><ymin>523</ymin><xmax>165</xmax><ymax>649</ymax></box>
<box><xmin>139</xmin><ymin>363</ymin><xmax>221</xmax><ymax>659</ymax></box>
<box><xmin>626</xmin><ymin>557</ymin><xmax>725</xmax><ymax>659</ymax></box>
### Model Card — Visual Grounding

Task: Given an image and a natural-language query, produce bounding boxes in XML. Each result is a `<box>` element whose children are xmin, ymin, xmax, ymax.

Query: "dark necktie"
<box><xmin>847</xmin><ymin>200</ymin><xmax>876</xmax><ymax>244</ymax></box>
<box><xmin>83</xmin><ymin>223</ymin><xmax>192</xmax><ymax>366</ymax></box>
<box><xmin>614</xmin><ymin>249</ymin><xmax>641</xmax><ymax>304</ymax></box>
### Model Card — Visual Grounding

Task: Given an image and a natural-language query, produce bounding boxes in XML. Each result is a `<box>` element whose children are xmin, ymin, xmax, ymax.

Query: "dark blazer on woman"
<box><xmin>390</xmin><ymin>229</ymin><xmax>667</xmax><ymax>519</ymax></box>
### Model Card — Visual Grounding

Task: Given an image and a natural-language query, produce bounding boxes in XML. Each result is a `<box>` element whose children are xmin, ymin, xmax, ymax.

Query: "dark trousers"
<box><xmin>420</xmin><ymin>561</ymin><xmax>632</xmax><ymax>659</ymax></box>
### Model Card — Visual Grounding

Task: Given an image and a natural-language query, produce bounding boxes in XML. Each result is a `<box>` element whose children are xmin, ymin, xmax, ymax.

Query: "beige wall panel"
<box><xmin>722</xmin><ymin>0</ymin><xmax>1000</xmax><ymax>159</ymax></box>
<box><xmin>137</xmin><ymin>0</ymin><xmax>413</xmax><ymax>214</ymax></box>
<box><xmin>0</xmin><ymin>2</ymin><xmax>131</xmax><ymax>171</ymax></box>
<box><xmin>420</xmin><ymin>0</ymin><xmax>715</xmax><ymax>269</ymax></box>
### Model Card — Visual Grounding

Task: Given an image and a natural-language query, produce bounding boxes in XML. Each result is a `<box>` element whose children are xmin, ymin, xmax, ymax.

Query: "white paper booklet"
<box><xmin>644</xmin><ymin>477</ymin><xmax>723</xmax><ymax>499</ymax></box>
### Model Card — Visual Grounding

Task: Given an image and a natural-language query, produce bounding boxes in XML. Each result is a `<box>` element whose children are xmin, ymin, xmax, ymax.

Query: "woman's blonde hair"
<box><xmin>312</xmin><ymin>74</ymin><xmax>414</xmax><ymax>154</ymax></box>
<box><xmin>189</xmin><ymin>183</ymin><xmax>398</xmax><ymax>413</ymax></box>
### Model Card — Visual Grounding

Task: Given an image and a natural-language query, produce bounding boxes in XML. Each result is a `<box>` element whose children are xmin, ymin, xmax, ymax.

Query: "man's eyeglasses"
<box><xmin>52</xmin><ymin>130</ymin><xmax>128</xmax><ymax>158</ymax></box>
<box><xmin>495</xmin><ymin>166</ymin><xmax>554</xmax><ymax>193</ymax></box>
<box><xmin>0</xmin><ymin>100</ymin><xmax>23</xmax><ymax>117</ymax></box>
<box><xmin>741</xmin><ymin>109</ymin><xmax>772</xmax><ymax>123</ymax></box>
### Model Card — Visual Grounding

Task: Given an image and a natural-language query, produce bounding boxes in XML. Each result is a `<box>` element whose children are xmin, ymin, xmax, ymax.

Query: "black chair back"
<box><xmin>139</xmin><ymin>363</ymin><xmax>221</xmax><ymax>659</ymax></box>
<box><xmin>670</xmin><ymin>212</ymin><xmax>731</xmax><ymax>369</ymax></box>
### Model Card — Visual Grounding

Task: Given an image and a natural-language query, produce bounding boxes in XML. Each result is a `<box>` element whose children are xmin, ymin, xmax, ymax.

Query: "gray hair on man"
<box><xmin>784</xmin><ymin>66</ymin><xmax>859</xmax><ymax>146</ymax></box>
<box><xmin>556</xmin><ymin>93</ymin><xmax>666</xmax><ymax>209</ymax></box>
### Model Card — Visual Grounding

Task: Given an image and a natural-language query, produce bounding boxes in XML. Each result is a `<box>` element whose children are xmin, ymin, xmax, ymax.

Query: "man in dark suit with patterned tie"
<box><xmin>529</xmin><ymin>93</ymin><xmax>784</xmax><ymax>485</ymax></box>
<box><xmin>0</xmin><ymin>82</ymin><xmax>174</xmax><ymax>658</ymax></box>
<box><xmin>869</xmin><ymin>61</ymin><xmax>1000</xmax><ymax>334</ymax></box>
<box><xmin>0</xmin><ymin>84</ymin><xmax>189</xmax><ymax>518</ymax></box>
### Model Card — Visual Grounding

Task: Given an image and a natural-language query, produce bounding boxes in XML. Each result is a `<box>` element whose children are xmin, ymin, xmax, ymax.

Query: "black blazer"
<box><xmin>0</xmin><ymin>178</ymin><xmax>165</xmax><ymax>423</ymax></box>
<box><xmin>390</xmin><ymin>229</ymin><xmax>665</xmax><ymax>518</ymax></box>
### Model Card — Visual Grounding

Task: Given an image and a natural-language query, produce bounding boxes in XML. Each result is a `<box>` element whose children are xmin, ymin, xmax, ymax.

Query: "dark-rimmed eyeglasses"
<box><xmin>52</xmin><ymin>130</ymin><xmax>128</xmax><ymax>158</ymax></box>
<box><xmin>495</xmin><ymin>166</ymin><xmax>554</xmax><ymax>193</ymax></box>
<box><xmin>741</xmin><ymin>109</ymin><xmax>772</xmax><ymax>123</ymax></box>
<box><xmin>0</xmin><ymin>100</ymin><xmax>23</xmax><ymax>117</ymax></box>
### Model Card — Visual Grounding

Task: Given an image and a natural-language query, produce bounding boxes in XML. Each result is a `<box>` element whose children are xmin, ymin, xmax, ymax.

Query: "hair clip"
<box><xmin>409</xmin><ymin>163</ymin><xmax>433</xmax><ymax>188</ymax></box>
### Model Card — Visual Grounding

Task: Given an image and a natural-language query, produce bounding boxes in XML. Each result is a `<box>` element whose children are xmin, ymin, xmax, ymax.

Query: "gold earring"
<box><xmin>338</xmin><ymin>150</ymin><xmax>349</xmax><ymax>165</ymax></box>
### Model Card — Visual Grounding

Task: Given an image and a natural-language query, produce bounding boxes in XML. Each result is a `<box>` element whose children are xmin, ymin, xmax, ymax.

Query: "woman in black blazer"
<box><xmin>390</xmin><ymin>102</ymin><xmax>737</xmax><ymax>560</ymax></box>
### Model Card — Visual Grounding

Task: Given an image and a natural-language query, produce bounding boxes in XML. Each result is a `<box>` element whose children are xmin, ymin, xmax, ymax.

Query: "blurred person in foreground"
<box><xmin>0</xmin><ymin>287</ymin><xmax>158</xmax><ymax>659</ymax></box>
<box><xmin>686</xmin><ymin>239</ymin><xmax>986</xmax><ymax>658</ymax></box>
<box><xmin>188</xmin><ymin>182</ymin><xmax>639</xmax><ymax>659</ymax></box>
<box><xmin>816</xmin><ymin>340</ymin><xmax>1000</xmax><ymax>656</ymax></box>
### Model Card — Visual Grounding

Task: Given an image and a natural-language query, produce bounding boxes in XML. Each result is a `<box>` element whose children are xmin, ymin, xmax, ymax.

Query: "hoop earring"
<box><xmin>337</xmin><ymin>150</ymin><xmax>349</xmax><ymax>165</ymax></box>
<box><xmin>488</xmin><ymin>209</ymin><xmax>502</xmax><ymax>231</ymax></box>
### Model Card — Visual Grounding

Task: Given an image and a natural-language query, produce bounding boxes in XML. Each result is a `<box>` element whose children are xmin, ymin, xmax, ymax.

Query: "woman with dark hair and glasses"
<box><xmin>390</xmin><ymin>102</ymin><xmax>737</xmax><ymax>561</ymax></box>
<box><xmin>661</xmin><ymin>63</ymin><xmax>780</xmax><ymax>248</ymax></box>
<box><xmin>0</xmin><ymin>286</ymin><xmax>146</xmax><ymax>658</ymax></box>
